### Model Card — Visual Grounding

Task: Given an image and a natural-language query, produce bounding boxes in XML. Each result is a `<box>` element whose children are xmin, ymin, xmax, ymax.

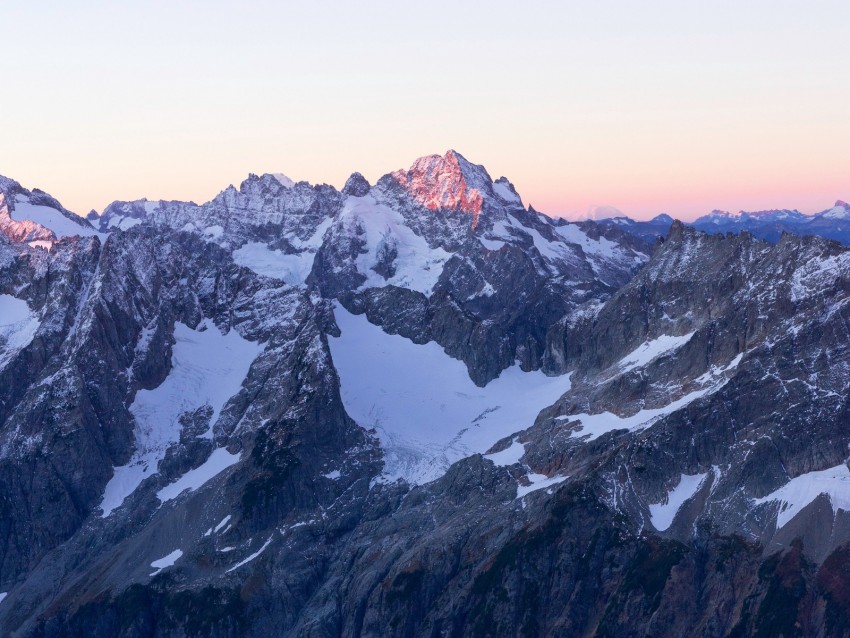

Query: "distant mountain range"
<box><xmin>598</xmin><ymin>200</ymin><xmax>850</xmax><ymax>244</ymax></box>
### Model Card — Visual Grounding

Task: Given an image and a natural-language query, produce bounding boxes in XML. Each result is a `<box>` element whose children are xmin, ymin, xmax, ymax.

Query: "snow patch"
<box><xmin>485</xmin><ymin>439</ymin><xmax>526</xmax><ymax>467</ymax></box>
<box><xmin>555</xmin><ymin>223</ymin><xmax>619</xmax><ymax>259</ymax></box>
<box><xmin>0</xmin><ymin>294</ymin><xmax>41</xmax><ymax>369</ymax></box>
<box><xmin>0</xmin><ymin>592</ymin><xmax>6</xmax><ymax>604</ymax></box>
<box><xmin>822</xmin><ymin>205</ymin><xmax>850</xmax><ymax>219</ymax></box>
<box><xmin>323</xmin><ymin>470</ymin><xmax>341</xmax><ymax>480</ymax></box>
<box><xmin>214</xmin><ymin>515</ymin><xmax>232</xmax><ymax>533</ymax></box>
<box><xmin>233</xmin><ymin>219</ymin><xmax>331</xmax><ymax>286</ymax></box>
<box><xmin>270</xmin><ymin>173</ymin><xmax>295</xmax><ymax>188</ymax></box>
<box><xmin>233</xmin><ymin>242</ymin><xmax>315</xmax><ymax>286</ymax></box>
<box><xmin>617</xmin><ymin>332</ymin><xmax>695</xmax><ymax>374</ymax></box>
<box><xmin>100</xmin><ymin>321</ymin><xmax>263</xmax><ymax>517</ymax></box>
<box><xmin>649</xmin><ymin>472</ymin><xmax>708</xmax><ymax>531</ymax></box>
<box><xmin>107</xmin><ymin>215</ymin><xmax>142</xmax><ymax>231</ymax></box>
<box><xmin>563</xmin><ymin>387</ymin><xmax>710</xmax><ymax>442</ymax></box>
<box><xmin>565</xmin><ymin>353</ymin><xmax>744</xmax><ymax>441</ymax></box>
<box><xmin>157</xmin><ymin>448</ymin><xmax>241</xmax><ymax>503</ymax></box>
<box><xmin>328</xmin><ymin>305</ymin><xmax>569</xmax><ymax>484</ymax></box>
<box><xmin>755</xmin><ymin>463</ymin><xmax>850</xmax><ymax>529</ymax></box>
<box><xmin>27</xmin><ymin>240</ymin><xmax>53</xmax><ymax>251</ymax></box>
<box><xmin>150</xmin><ymin>549</ymin><xmax>183</xmax><ymax>576</ymax></box>
<box><xmin>13</xmin><ymin>197</ymin><xmax>104</xmax><ymax>239</ymax></box>
<box><xmin>790</xmin><ymin>254</ymin><xmax>850</xmax><ymax>303</ymax></box>
<box><xmin>492</xmin><ymin>180</ymin><xmax>521</xmax><ymax>204</ymax></box>
<box><xmin>516</xmin><ymin>473</ymin><xmax>568</xmax><ymax>498</ymax></box>
<box><xmin>479</xmin><ymin>237</ymin><xmax>505</xmax><ymax>251</ymax></box>
<box><xmin>340</xmin><ymin>194</ymin><xmax>453</xmax><ymax>295</ymax></box>
<box><xmin>226</xmin><ymin>536</ymin><xmax>273</xmax><ymax>573</ymax></box>
<box><xmin>203</xmin><ymin>225</ymin><xmax>224</xmax><ymax>240</ymax></box>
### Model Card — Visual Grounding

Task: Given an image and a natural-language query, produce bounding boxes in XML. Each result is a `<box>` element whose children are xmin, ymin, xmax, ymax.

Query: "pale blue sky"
<box><xmin>2</xmin><ymin>1</ymin><xmax>849</xmax><ymax>219</ymax></box>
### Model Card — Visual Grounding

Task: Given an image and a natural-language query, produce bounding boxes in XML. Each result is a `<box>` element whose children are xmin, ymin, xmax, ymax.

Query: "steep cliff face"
<box><xmin>1</xmin><ymin>157</ymin><xmax>850</xmax><ymax>637</ymax></box>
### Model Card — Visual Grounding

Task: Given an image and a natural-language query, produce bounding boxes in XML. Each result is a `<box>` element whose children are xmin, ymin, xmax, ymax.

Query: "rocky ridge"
<box><xmin>0</xmin><ymin>155</ymin><xmax>849</xmax><ymax>636</ymax></box>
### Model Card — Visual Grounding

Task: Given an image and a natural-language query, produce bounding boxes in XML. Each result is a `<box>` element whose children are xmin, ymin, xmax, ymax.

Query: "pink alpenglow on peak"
<box><xmin>391</xmin><ymin>150</ymin><xmax>490</xmax><ymax>228</ymax></box>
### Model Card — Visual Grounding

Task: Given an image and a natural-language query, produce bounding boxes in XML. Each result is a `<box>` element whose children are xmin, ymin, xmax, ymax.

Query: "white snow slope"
<box><xmin>0</xmin><ymin>294</ymin><xmax>41</xmax><ymax>369</ymax></box>
<box><xmin>328</xmin><ymin>304</ymin><xmax>569</xmax><ymax>484</ymax></box>
<box><xmin>755</xmin><ymin>463</ymin><xmax>850</xmax><ymax>529</ymax></box>
<box><xmin>100</xmin><ymin>321</ymin><xmax>263</xmax><ymax>516</ymax></box>
<box><xmin>232</xmin><ymin>218</ymin><xmax>332</xmax><ymax>286</ymax></box>
<box><xmin>563</xmin><ymin>353</ymin><xmax>744</xmax><ymax>442</ymax></box>
<box><xmin>617</xmin><ymin>332</ymin><xmax>695</xmax><ymax>374</ymax></box>
<box><xmin>13</xmin><ymin>196</ymin><xmax>105</xmax><ymax>239</ymax></box>
<box><xmin>649</xmin><ymin>472</ymin><xmax>708</xmax><ymax>531</ymax></box>
<box><xmin>150</xmin><ymin>549</ymin><xmax>183</xmax><ymax>576</ymax></box>
<box><xmin>233</xmin><ymin>242</ymin><xmax>315</xmax><ymax>285</ymax></box>
<box><xmin>157</xmin><ymin>447</ymin><xmax>241</xmax><ymax>504</ymax></box>
<box><xmin>339</xmin><ymin>194</ymin><xmax>452</xmax><ymax>295</ymax></box>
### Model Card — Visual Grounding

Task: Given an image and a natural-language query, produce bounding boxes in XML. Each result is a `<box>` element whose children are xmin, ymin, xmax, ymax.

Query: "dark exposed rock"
<box><xmin>2</xmin><ymin>159</ymin><xmax>850</xmax><ymax>637</ymax></box>
<box><xmin>342</xmin><ymin>172</ymin><xmax>371</xmax><ymax>197</ymax></box>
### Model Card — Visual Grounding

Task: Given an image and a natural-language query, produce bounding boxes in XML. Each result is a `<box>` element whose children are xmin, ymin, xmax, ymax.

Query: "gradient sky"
<box><xmin>2</xmin><ymin>1</ymin><xmax>849</xmax><ymax>220</ymax></box>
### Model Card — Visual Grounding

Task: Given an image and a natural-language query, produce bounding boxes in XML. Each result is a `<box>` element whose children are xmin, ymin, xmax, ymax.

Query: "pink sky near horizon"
<box><xmin>2</xmin><ymin>1</ymin><xmax>848</xmax><ymax>221</ymax></box>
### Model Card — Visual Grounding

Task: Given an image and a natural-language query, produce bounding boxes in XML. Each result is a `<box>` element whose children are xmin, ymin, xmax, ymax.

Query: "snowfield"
<box><xmin>649</xmin><ymin>472</ymin><xmax>708</xmax><ymax>531</ymax></box>
<box><xmin>563</xmin><ymin>353</ymin><xmax>744</xmax><ymax>441</ymax></box>
<box><xmin>232</xmin><ymin>217</ymin><xmax>332</xmax><ymax>285</ymax></box>
<box><xmin>13</xmin><ymin>196</ymin><xmax>104</xmax><ymax>239</ymax></box>
<box><xmin>150</xmin><ymin>549</ymin><xmax>183</xmax><ymax>576</ymax></box>
<box><xmin>339</xmin><ymin>194</ymin><xmax>453</xmax><ymax>295</ymax></box>
<box><xmin>755</xmin><ymin>463</ymin><xmax>850</xmax><ymax>529</ymax></box>
<box><xmin>157</xmin><ymin>447</ymin><xmax>241</xmax><ymax>504</ymax></box>
<box><xmin>0</xmin><ymin>294</ymin><xmax>41</xmax><ymax>369</ymax></box>
<box><xmin>616</xmin><ymin>332</ymin><xmax>695</xmax><ymax>374</ymax></box>
<box><xmin>100</xmin><ymin>321</ymin><xmax>263</xmax><ymax>516</ymax></box>
<box><xmin>328</xmin><ymin>304</ymin><xmax>570</xmax><ymax>484</ymax></box>
<box><xmin>233</xmin><ymin>242</ymin><xmax>316</xmax><ymax>285</ymax></box>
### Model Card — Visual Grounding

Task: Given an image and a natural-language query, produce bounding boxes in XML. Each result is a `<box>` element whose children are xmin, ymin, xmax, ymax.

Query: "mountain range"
<box><xmin>598</xmin><ymin>200</ymin><xmax>850</xmax><ymax>245</ymax></box>
<box><xmin>1</xmin><ymin>151</ymin><xmax>850</xmax><ymax>637</ymax></box>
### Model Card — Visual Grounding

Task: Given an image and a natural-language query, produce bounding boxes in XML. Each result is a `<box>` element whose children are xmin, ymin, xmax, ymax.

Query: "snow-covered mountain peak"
<box><xmin>492</xmin><ymin>177</ymin><xmax>522</xmax><ymax>206</ymax></box>
<box><xmin>700</xmin><ymin>209</ymin><xmax>737</xmax><ymax>224</ymax></box>
<box><xmin>269</xmin><ymin>173</ymin><xmax>295</xmax><ymax>188</ymax></box>
<box><xmin>580</xmin><ymin>205</ymin><xmax>625</xmax><ymax>221</ymax></box>
<box><xmin>389</xmin><ymin>150</ymin><xmax>494</xmax><ymax>225</ymax></box>
<box><xmin>822</xmin><ymin>200</ymin><xmax>850</xmax><ymax>219</ymax></box>
<box><xmin>741</xmin><ymin>208</ymin><xmax>806</xmax><ymax>222</ymax></box>
<box><xmin>233</xmin><ymin>173</ymin><xmax>304</xmax><ymax>199</ymax></box>
<box><xmin>695</xmin><ymin>207</ymin><xmax>809</xmax><ymax>226</ymax></box>
<box><xmin>0</xmin><ymin>177</ymin><xmax>102</xmax><ymax>244</ymax></box>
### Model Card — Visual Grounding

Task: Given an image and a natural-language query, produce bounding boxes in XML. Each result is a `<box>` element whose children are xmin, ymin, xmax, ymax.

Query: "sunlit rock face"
<box><xmin>390</xmin><ymin>150</ymin><xmax>487</xmax><ymax>226</ymax></box>
<box><xmin>0</xmin><ymin>191</ymin><xmax>51</xmax><ymax>243</ymax></box>
<box><xmin>6</xmin><ymin>157</ymin><xmax>850</xmax><ymax>637</ymax></box>
<box><xmin>0</xmin><ymin>177</ymin><xmax>100</xmax><ymax>245</ymax></box>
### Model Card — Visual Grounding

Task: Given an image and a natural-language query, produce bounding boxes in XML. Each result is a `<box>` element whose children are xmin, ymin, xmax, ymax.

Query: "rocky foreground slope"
<box><xmin>1</xmin><ymin>153</ymin><xmax>849</xmax><ymax>637</ymax></box>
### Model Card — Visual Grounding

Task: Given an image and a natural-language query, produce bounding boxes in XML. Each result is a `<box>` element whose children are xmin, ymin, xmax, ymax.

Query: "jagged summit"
<box><xmin>820</xmin><ymin>199</ymin><xmax>850</xmax><ymax>219</ymax></box>
<box><xmin>269</xmin><ymin>172</ymin><xmax>295</xmax><ymax>188</ymax></box>
<box><xmin>0</xmin><ymin>176</ymin><xmax>102</xmax><ymax>244</ymax></box>
<box><xmin>342</xmin><ymin>172</ymin><xmax>370</xmax><ymax>197</ymax></box>
<box><xmin>388</xmin><ymin>150</ymin><xmax>494</xmax><ymax>223</ymax></box>
<box><xmin>6</xmin><ymin>159</ymin><xmax>850</xmax><ymax>635</ymax></box>
<box><xmin>698</xmin><ymin>209</ymin><xmax>736</xmax><ymax>223</ymax></box>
